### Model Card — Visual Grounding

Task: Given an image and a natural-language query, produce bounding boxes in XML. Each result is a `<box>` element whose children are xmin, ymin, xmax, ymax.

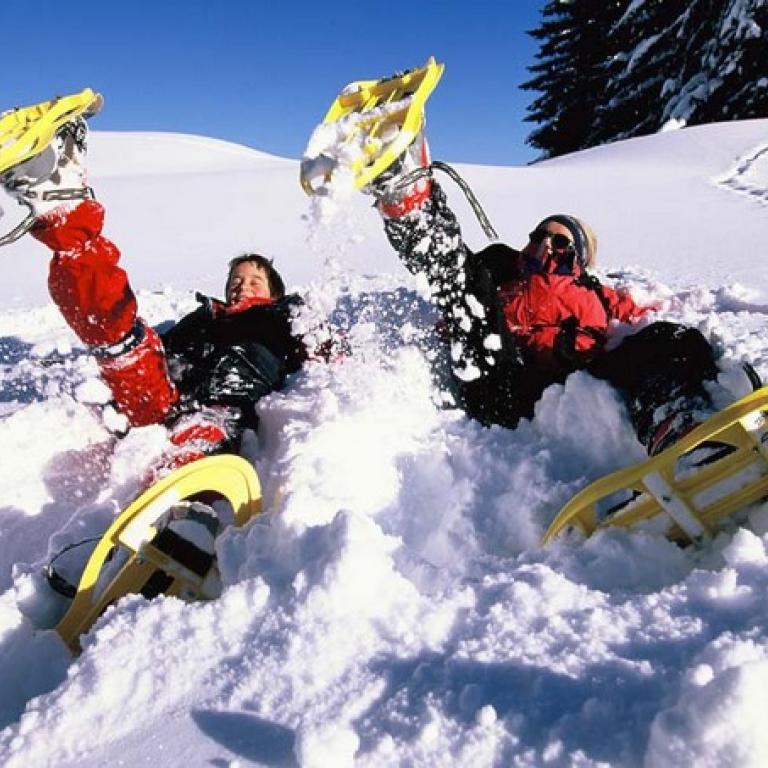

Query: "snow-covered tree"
<box><xmin>522</xmin><ymin>0</ymin><xmax>628</xmax><ymax>159</ymax></box>
<box><xmin>591</xmin><ymin>0</ymin><xmax>709</xmax><ymax>144</ymax></box>
<box><xmin>663</xmin><ymin>0</ymin><xmax>768</xmax><ymax>127</ymax></box>
<box><xmin>524</xmin><ymin>0</ymin><xmax>768</xmax><ymax>157</ymax></box>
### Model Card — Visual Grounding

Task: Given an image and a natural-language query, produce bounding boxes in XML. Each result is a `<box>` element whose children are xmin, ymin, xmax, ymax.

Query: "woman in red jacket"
<box><xmin>372</xmin><ymin>134</ymin><xmax>736</xmax><ymax>456</ymax></box>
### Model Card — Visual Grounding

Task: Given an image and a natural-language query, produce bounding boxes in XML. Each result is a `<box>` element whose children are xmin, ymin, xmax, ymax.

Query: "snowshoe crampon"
<box><xmin>55</xmin><ymin>454</ymin><xmax>261</xmax><ymax>653</ymax></box>
<box><xmin>299</xmin><ymin>57</ymin><xmax>444</xmax><ymax>195</ymax></box>
<box><xmin>543</xmin><ymin>387</ymin><xmax>768</xmax><ymax>546</ymax></box>
<box><xmin>0</xmin><ymin>88</ymin><xmax>102</xmax><ymax>176</ymax></box>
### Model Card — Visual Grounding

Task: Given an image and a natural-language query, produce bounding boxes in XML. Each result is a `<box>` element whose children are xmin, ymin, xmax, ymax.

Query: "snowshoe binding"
<box><xmin>54</xmin><ymin>454</ymin><xmax>262</xmax><ymax>653</ymax></box>
<box><xmin>543</xmin><ymin>387</ymin><xmax>768</xmax><ymax>546</ymax></box>
<box><xmin>299</xmin><ymin>59</ymin><xmax>499</xmax><ymax>239</ymax></box>
<box><xmin>0</xmin><ymin>88</ymin><xmax>102</xmax><ymax>245</ymax></box>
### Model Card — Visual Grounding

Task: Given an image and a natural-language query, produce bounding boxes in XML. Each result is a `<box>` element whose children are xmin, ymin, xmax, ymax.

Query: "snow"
<box><xmin>624</xmin><ymin>32</ymin><xmax>662</xmax><ymax>74</ymax></box>
<box><xmin>1</xmin><ymin>118</ymin><xmax>768</xmax><ymax>766</ymax></box>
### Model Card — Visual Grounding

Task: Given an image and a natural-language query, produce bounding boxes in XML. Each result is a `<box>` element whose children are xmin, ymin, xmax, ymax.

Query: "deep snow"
<box><xmin>0</xmin><ymin>118</ymin><xmax>767</xmax><ymax>767</ymax></box>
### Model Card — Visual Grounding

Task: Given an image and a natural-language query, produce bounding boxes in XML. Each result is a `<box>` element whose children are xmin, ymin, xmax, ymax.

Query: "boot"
<box><xmin>370</xmin><ymin>131</ymin><xmax>433</xmax><ymax>218</ymax></box>
<box><xmin>1</xmin><ymin>116</ymin><xmax>93</xmax><ymax>224</ymax></box>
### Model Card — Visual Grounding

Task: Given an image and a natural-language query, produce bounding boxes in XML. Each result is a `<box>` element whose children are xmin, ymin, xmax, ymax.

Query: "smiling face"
<box><xmin>226</xmin><ymin>261</ymin><xmax>272</xmax><ymax>304</ymax></box>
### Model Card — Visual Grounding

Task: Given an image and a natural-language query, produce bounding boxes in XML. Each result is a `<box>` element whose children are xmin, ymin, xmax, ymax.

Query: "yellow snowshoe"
<box><xmin>300</xmin><ymin>57</ymin><xmax>444</xmax><ymax>195</ymax></box>
<box><xmin>543</xmin><ymin>387</ymin><xmax>768</xmax><ymax>546</ymax></box>
<box><xmin>0</xmin><ymin>88</ymin><xmax>102</xmax><ymax>176</ymax></box>
<box><xmin>55</xmin><ymin>454</ymin><xmax>262</xmax><ymax>653</ymax></box>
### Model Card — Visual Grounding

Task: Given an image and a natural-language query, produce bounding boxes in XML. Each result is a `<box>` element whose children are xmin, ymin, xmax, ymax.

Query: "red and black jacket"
<box><xmin>382</xmin><ymin>182</ymin><xmax>647</xmax><ymax>399</ymax></box>
<box><xmin>160</xmin><ymin>292</ymin><xmax>307</xmax><ymax>427</ymax></box>
<box><xmin>470</xmin><ymin>242</ymin><xmax>645</xmax><ymax>374</ymax></box>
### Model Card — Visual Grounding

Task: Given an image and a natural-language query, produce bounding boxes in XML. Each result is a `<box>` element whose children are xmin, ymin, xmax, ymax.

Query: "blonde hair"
<box><xmin>575</xmin><ymin>217</ymin><xmax>597</xmax><ymax>267</ymax></box>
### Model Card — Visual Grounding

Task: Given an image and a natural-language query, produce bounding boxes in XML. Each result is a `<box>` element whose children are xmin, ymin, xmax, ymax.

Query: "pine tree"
<box><xmin>657</xmin><ymin>0</ymin><xmax>722</xmax><ymax>129</ymax></box>
<box><xmin>523</xmin><ymin>0</ymin><xmax>767</xmax><ymax>158</ymax></box>
<box><xmin>589</xmin><ymin>0</ymin><xmax>689</xmax><ymax>145</ymax></box>
<box><xmin>664</xmin><ymin>0</ymin><xmax>768</xmax><ymax>126</ymax></box>
<box><xmin>522</xmin><ymin>0</ymin><xmax>628</xmax><ymax>159</ymax></box>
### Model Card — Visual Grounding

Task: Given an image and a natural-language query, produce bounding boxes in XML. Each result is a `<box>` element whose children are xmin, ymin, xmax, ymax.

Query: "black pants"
<box><xmin>381</xmin><ymin>186</ymin><xmax>721</xmax><ymax>450</ymax></box>
<box><xmin>458</xmin><ymin>322</ymin><xmax>719</xmax><ymax>450</ymax></box>
<box><xmin>588</xmin><ymin>322</ymin><xmax>718</xmax><ymax>448</ymax></box>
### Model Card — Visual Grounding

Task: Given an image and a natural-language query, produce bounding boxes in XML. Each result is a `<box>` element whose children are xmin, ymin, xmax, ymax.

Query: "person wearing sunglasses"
<box><xmin>367</xmin><ymin>133</ymin><xmax>754</xmax><ymax>456</ymax></box>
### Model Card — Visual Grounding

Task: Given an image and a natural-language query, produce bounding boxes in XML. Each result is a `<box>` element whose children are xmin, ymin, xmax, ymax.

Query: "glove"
<box><xmin>553</xmin><ymin>317</ymin><xmax>603</xmax><ymax>370</ymax></box>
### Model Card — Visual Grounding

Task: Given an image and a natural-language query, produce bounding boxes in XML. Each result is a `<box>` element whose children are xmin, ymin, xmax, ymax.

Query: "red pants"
<box><xmin>34</xmin><ymin>201</ymin><xmax>230</xmax><ymax>475</ymax></box>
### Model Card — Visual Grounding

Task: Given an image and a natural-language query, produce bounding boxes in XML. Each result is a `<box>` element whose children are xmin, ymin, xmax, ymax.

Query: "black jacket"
<box><xmin>160</xmin><ymin>292</ymin><xmax>307</xmax><ymax>428</ymax></box>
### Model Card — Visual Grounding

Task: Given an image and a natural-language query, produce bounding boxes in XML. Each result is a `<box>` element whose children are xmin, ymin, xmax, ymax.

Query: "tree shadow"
<box><xmin>0</xmin><ymin>440</ymin><xmax>116</xmax><ymax>591</ymax></box>
<box><xmin>42</xmin><ymin>439</ymin><xmax>116</xmax><ymax>505</ymax></box>
<box><xmin>191</xmin><ymin>709</ymin><xmax>297</xmax><ymax>767</ymax></box>
<box><xmin>329</xmin><ymin>287</ymin><xmax>438</xmax><ymax>352</ymax></box>
<box><xmin>0</xmin><ymin>562</ymin><xmax>70</xmax><ymax>731</ymax></box>
<box><xmin>0</xmin><ymin>336</ymin><xmax>36</xmax><ymax>367</ymax></box>
<box><xmin>351</xmin><ymin>644</ymin><xmax>684</xmax><ymax>765</ymax></box>
<box><xmin>0</xmin><ymin>335</ymin><xmax>88</xmax><ymax>409</ymax></box>
<box><xmin>0</xmin><ymin>502</ymin><xmax>79</xmax><ymax>593</ymax></box>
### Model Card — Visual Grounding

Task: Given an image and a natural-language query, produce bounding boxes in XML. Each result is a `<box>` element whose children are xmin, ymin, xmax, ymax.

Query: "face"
<box><xmin>226</xmin><ymin>262</ymin><xmax>272</xmax><ymax>304</ymax></box>
<box><xmin>523</xmin><ymin>220</ymin><xmax>574</xmax><ymax>263</ymax></box>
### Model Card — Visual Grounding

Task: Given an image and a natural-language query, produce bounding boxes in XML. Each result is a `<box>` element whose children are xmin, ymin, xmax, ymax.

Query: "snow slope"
<box><xmin>1</xmin><ymin>119</ymin><xmax>768</xmax><ymax>767</ymax></box>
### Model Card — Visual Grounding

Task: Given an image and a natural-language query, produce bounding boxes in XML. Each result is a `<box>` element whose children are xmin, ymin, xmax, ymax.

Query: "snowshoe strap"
<box><xmin>0</xmin><ymin>186</ymin><xmax>95</xmax><ymax>247</ymax></box>
<box><xmin>152</xmin><ymin>527</ymin><xmax>215</xmax><ymax>577</ymax></box>
<box><xmin>395</xmin><ymin>160</ymin><xmax>499</xmax><ymax>241</ymax></box>
<box><xmin>743</xmin><ymin>361</ymin><xmax>763</xmax><ymax>391</ymax></box>
<box><xmin>45</xmin><ymin>536</ymin><xmax>105</xmax><ymax>599</ymax></box>
<box><xmin>90</xmin><ymin>319</ymin><xmax>146</xmax><ymax>359</ymax></box>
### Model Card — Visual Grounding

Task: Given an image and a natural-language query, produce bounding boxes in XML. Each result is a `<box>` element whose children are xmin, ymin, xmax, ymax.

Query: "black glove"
<box><xmin>553</xmin><ymin>317</ymin><xmax>604</xmax><ymax>370</ymax></box>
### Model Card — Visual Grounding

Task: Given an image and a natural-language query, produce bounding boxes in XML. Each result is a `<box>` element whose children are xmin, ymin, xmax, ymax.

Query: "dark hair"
<box><xmin>225</xmin><ymin>253</ymin><xmax>286</xmax><ymax>299</ymax></box>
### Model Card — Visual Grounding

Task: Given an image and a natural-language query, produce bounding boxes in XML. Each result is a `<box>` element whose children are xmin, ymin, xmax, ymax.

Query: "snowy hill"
<box><xmin>1</xmin><ymin>120</ymin><xmax>768</xmax><ymax>767</ymax></box>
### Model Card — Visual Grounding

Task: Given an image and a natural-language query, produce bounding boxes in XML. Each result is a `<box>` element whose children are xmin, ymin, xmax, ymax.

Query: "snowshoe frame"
<box><xmin>543</xmin><ymin>387</ymin><xmax>768</xmax><ymax>546</ymax></box>
<box><xmin>55</xmin><ymin>454</ymin><xmax>261</xmax><ymax>653</ymax></box>
<box><xmin>0</xmin><ymin>88</ymin><xmax>102</xmax><ymax>176</ymax></box>
<box><xmin>300</xmin><ymin>57</ymin><xmax>444</xmax><ymax>194</ymax></box>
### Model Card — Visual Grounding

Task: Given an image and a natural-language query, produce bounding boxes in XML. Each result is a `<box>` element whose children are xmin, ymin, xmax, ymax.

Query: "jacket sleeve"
<box><xmin>547</xmin><ymin>280</ymin><xmax>649</xmax><ymax>372</ymax></box>
<box><xmin>548</xmin><ymin>316</ymin><xmax>607</xmax><ymax>371</ymax></box>
<box><xmin>37</xmin><ymin>201</ymin><xmax>178</xmax><ymax>427</ymax></box>
<box><xmin>599</xmin><ymin>284</ymin><xmax>649</xmax><ymax>323</ymax></box>
<box><xmin>161</xmin><ymin>306</ymin><xmax>210</xmax><ymax>359</ymax></box>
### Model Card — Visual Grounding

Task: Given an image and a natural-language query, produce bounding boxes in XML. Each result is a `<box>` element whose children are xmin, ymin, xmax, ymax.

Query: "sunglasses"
<box><xmin>528</xmin><ymin>228</ymin><xmax>574</xmax><ymax>251</ymax></box>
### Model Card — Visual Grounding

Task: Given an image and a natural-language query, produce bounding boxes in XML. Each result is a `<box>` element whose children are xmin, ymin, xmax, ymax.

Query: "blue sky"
<box><xmin>3</xmin><ymin>1</ymin><xmax>545</xmax><ymax>166</ymax></box>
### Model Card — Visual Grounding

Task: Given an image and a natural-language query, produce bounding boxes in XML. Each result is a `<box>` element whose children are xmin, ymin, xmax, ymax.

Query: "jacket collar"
<box><xmin>522</xmin><ymin>249</ymin><xmax>583</xmax><ymax>277</ymax></box>
<box><xmin>195</xmin><ymin>292</ymin><xmax>274</xmax><ymax>317</ymax></box>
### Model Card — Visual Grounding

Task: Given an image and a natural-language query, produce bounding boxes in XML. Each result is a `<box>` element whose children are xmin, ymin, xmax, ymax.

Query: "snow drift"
<box><xmin>1</xmin><ymin>119</ymin><xmax>768</xmax><ymax>766</ymax></box>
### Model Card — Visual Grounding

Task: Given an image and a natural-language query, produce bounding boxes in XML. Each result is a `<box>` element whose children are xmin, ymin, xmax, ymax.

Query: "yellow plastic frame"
<box><xmin>55</xmin><ymin>454</ymin><xmax>261</xmax><ymax>653</ymax></box>
<box><xmin>0</xmin><ymin>88</ymin><xmax>102</xmax><ymax>175</ymax></box>
<box><xmin>300</xmin><ymin>57</ymin><xmax>444</xmax><ymax>194</ymax></box>
<box><xmin>543</xmin><ymin>387</ymin><xmax>768</xmax><ymax>545</ymax></box>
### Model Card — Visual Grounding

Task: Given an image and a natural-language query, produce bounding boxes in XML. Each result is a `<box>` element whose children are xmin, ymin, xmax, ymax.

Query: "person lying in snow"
<box><xmin>0</xmin><ymin>116</ymin><xmax>316</xmax><ymax>481</ymax></box>
<box><xmin>365</xmin><ymin>132</ymin><xmax>759</xmax><ymax>457</ymax></box>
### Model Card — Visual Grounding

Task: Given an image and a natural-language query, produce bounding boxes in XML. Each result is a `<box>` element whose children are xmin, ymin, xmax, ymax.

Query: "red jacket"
<box><xmin>495</xmin><ymin>250</ymin><xmax>646</xmax><ymax>371</ymax></box>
